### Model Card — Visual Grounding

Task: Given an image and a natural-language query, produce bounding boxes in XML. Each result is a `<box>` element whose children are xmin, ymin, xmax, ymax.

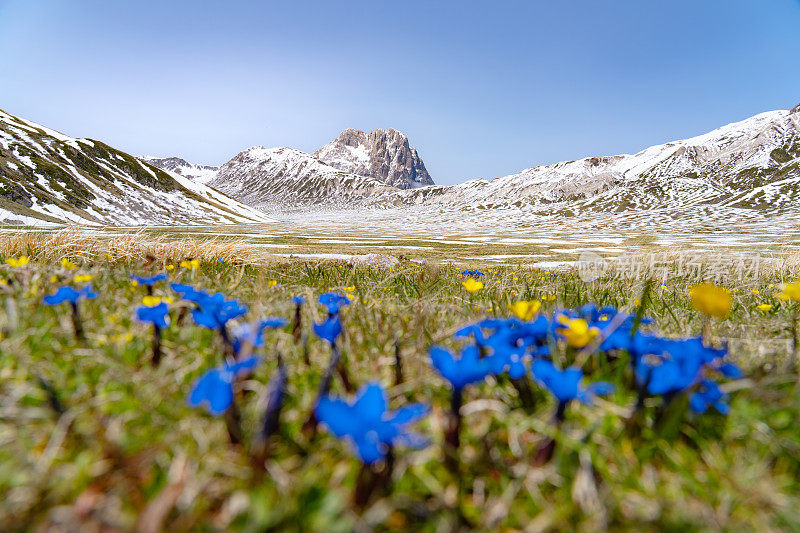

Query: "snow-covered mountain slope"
<box><xmin>313</xmin><ymin>128</ymin><xmax>434</xmax><ymax>189</ymax></box>
<box><xmin>0</xmin><ymin>109</ymin><xmax>272</xmax><ymax>226</ymax></box>
<box><xmin>140</xmin><ymin>156</ymin><xmax>219</xmax><ymax>184</ymax></box>
<box><xmin>398</xmin><ymin>104</ymin><xmax>800</xmax><ymax>216</ymax></box>
<box><xmin>209</xmin><ymin>146</ymin><xmax>398</xmax><ymax>207</ymax></box>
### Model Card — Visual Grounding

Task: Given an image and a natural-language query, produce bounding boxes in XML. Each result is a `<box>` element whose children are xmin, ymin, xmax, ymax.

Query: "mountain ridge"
<box><xmin>0</xmin><ymin>109</ymin><xmax>271</xmax><ymax>226</ymax></box>
<box><xmin>140</xmin><ymin>156</ymin><xmax>219</xmax><ymax>184</ymax></box>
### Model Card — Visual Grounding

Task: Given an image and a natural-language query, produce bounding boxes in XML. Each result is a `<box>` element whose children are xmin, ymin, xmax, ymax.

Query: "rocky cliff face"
<box><xmin>313</xmin><ymin>128</ymin><xmax>434</xmax><ymax>189</ymax></box>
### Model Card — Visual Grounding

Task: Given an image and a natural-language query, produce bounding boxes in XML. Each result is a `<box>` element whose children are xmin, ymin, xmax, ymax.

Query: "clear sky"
<box><xmin>1</xmin><ymin>1</ymin><xmax>799</xmax><ymax>185</ymax></box>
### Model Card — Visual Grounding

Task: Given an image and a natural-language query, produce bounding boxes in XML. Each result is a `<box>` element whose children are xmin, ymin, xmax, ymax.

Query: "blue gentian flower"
<box><xmin>531</xmin><ymin>359</ymin><xmax>614</xmax><ymax>405</ymax></box>
<box><xmin>633</xmin><ymin>335</ymin><xmax>735</xmax><ymax>395</ymax></box>
<box><xmin>292</xmin><ymin>295</ymin><xmax>306</xmax><ymax>306</ymax></box>
<box><xmin>460</xmin><ymin>270</ymin><xmax>484</xmax><ymax>277</ymax></box>
<box><xmin>188</xmin><ymin>357</ymin><xmax>260</xmax><ymax>415</ymax></box>
<box><xmin>43</xmin><ymin>285</ymin><xmax>97</xmax><ymax>305</ymax></box>
<box><xmin>189</xmin><ymin>293</ymin><xmax>248</xmax><ymax>329</ymax></box>
<box><xmin>453</xmin><ymin>316</ymin><xmax>551</xmax><ymax>380</ymax></box>
<box><xmin>136</xmin><ymin>302</ymin><xmax>170</xmax><ymax>329</ymax></box>
<box><xmin>689</xmin><ymin>379</ymin><xmax>730</xmax><ymax>415</ymax></box>
<box><xmin>316</xmin><ymin>382</ymin><xmax>429</xmax><ymax>464</ymax></box>
<box><xmin>170</xmin><ymin>283</ymin><xmax>199</xmax><ymax>296</ymax></box>
<box><xmin>231</xmin><ymin>317</ymin><xmax>288</xmax><ymax>355</ymax></box>
<box><xmin>319</xmin><ymin>292</ymin><xmax>351</xmax><ymax>314</ymax></box>
<box><xmin>313</xmin><ymin>315</ymin><xmax>342</xmax><ymax>345</ymax></box>
<box><xmin>430</xmin><ymin>345</ymin><xmax>491</xmax><ymax>390</ymax></box>
<box><xmin>130</xmin><ymin>273</ymin><xmax>167</xmax><ymax>286</ymax></box>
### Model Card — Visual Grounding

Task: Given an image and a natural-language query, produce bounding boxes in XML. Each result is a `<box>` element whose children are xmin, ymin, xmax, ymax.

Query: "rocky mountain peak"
<box><xmin>791</xmin><ymin>102</ymin><xmax>800</xmax><ymax>115</ymax></box>
<box><xmin>334</xmin><ymin>128</ymin><xmax>369</xmax><ymax>148</ymax></box>
<box><xmin>313</xmin><ymin>128</ymin><xmax>434</xmax><ymax>189</ymax></box>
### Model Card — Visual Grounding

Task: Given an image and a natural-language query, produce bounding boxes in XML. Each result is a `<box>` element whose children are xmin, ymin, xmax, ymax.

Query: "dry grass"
<box><xmin>0</xmin><ymin>229</ymin><xmax>286</xmax><ymax>266</ymax></box>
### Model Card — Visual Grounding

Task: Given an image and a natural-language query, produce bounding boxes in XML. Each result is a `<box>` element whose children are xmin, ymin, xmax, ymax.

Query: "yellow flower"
<box><xmin>634</xmin><ymin>299</ymin><xmax>642</xmax><ymax>306</ymax></box>
<box><xmin>752</xmin><ymin>289</ymin><xmax>760</xmax><ymax>295</ymax></box>
<box><xmin>732</xmin><ymin>288</ymin><xmax>740</xmax><ymax>293</ymax></box>
<box><xmin>142</xmin><ymin>296</ymin><xmax>173</xmax><ymax>307</ymax></box>
<box><xmin>543</xmin><ymin>295</ymin><xmax>556</xmax><ymax>302</ymax></box>
<box><xmin>344</xmin><ymin>285</ymin><xmax>355</xmax><ymax>292</ymax></box>
<box><xmin>507</xmin><ymin>300</ymin><xmax>541</xmax><ymax>321</ymax></box>
<box><xmin>5</xmin><ymin>256</ymin><xmax>30</xmax><ymax>268</ymax></box>
<box><xmin>757</xmin><ymin>304</ymin><xmax>773</xmax><ymax>311</ymax></box>
<box><xmin>61</xmin><ymin>258</ymin><xmax>77</xmax><ymax>270</ymax></box>
<box><xmin>105</xmin><ymin>253</ymin><xmax>113</xmax><ymax>260</ymax></box>
<box><xmin>50</xmin><ymin>275</ymin><xmax>59</xmax><ymax>283</ymax></box>
<box><xmin>768</xmin><ymin>284</ymin><xmax>775</xmax><ymax>289</ymax></box>
<box><xmin>778</xmin><ymin>281</ymin><xmax>800</xmax><ymax>302</ymax></box>
<box><xmin>73</xmin><ymin>274</ymin><xmax>93</xmax><ymax>283</ymax></box>
<box><xmin>130</xmin><ymin>279</ymin><xmax>139</xmax><ymax>287</ymax></box>
<box><xmin>180</xmin><ymin>259</ymin><xmax>200</xmax><ymax>270</ymax></box>
<box><xmin>462</xmin><ymin>278</ymin><xmax>483</xmax><ymax>293</ymax></box>
<box><xmin>557</xmin><ymin>317</ymin><xmax>599</xmax><ymax>348</ymax></box>
<box><xmin>166</xmin><ymin>264</ymin><xmax>175</xmax><ymax>272</ymax></box>
<box><xmin>267</xmin><ymin>279</ymin><xmax>278</xmax><ymax>287</ymax></box>
<box><xmin>689</xmin><ymin>283</ymin><xmax>732</xmax><ymax>319</ymax></box>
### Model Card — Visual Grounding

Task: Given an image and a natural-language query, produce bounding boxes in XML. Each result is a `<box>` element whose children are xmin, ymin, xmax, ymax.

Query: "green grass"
<box><xmin>1</xmin><ymin>255</ymin><xmax>800</xmax><ymax>531</ymax></box>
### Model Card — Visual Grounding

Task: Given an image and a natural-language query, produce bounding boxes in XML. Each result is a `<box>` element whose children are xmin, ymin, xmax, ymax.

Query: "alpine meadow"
<box><xmin>2</xmin><ymin>1</ymin><xmax>800</xmax><ymax>531</ymax></box>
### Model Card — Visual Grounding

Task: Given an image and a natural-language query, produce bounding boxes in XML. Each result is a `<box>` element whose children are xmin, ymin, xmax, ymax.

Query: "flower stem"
<box><xmin>252</xmin><ymin>355</ymin><xmax>287</xmax><ymax>472</ymax></box>
<box><xmin>393</xmin><ymin>338</ymin><xmax>404</xmax><ymax>385</ymax></box>
<box><xmin>444</xmin><ymin>387</ymin><xmax>463</xmax><ymax>475</ymax></box>
<box><xmin>336</xmin><ymin>346</ymin><xmax>355</xmax><ymax>393</ymax></box>
<box><xmin>302</xmin><ymin>343</ymin><xmax>341</xmax><ymax>437</ymax></box>
<box><xmin>70</xmin><ymin>302</ymin><xmax>85</xmax><ymax>342</ymax></box>
<box><xmin>151</xmin><ymin>325</ymin><xmax>162</xmax><ymax>366</ymax></box>
<box><xmin>224</xmin><ymin>400</ymin><xmax>244</xmax><ymax>445</ymax></box>
<box><xmin>353</xmin><ymin>448</ymin><xmax>394</xmax><ymax>509</ymax></box>
<box><xmin>511</xmin><ymin>376</ymin><xmax>537</xmax><ymax>411</ymax></box>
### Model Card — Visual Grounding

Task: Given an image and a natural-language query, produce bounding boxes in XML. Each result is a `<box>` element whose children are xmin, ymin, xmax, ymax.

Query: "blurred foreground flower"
<box><xmin>43</xmin><ymin>285</ymin><xmax>97</xmax><ymax>341</ymax></box>
<box><xmin>180</xmin><ymin>259</ymin><xmax>200</xmax><ymax>270</ymax></box>
<box><xmin>5</xmin><ymin>256</ymin><xmax>29</xmax><ymax>268</ymax></box>
<box><xmin>136</xmin><ymin>299</ymin><xmax>170</xmax><ymax>365</ymax></box>
<box><xmin>778</xmin><ymin>281</ymin><xmax>800</xmax><ymax>302</ymax></box>
<box><xmin>130</xmin><ymin>273</ymin><xmax>167</xmax><ymax>292</ymax></box>
<box><xmin>188</xmin><ymin>357</ymin><xmax>260</xmax><ymax>416</ymax></box>
<box><xmin>507</xmin><ymin>300</ymin><xmax>541</xmax><ymax>321</ymax></box>
<box><xmin>462</xmin><ymin>277</ymin><xmax>483</xmax><ymax>293</ymax></box>
<box><xmin>690</xmin><ymin>283</ymin><xmax>732</xmax><ymax>319</ymax></box>
<box><xmin>531</xmin><ymin>359</ymin><xmax>614</xmax><ymax>412</ymax></box>
<box><xmin>556</xmin><ymin>317</ymin><xmax>599</xmax><ymax>348</ymax></box>
<box><xmin>319</xmin><ymin>292</ymin><xmax>351</xmax><ymax>315</ymax></box>
<box><xmin>317</xmin><ymin>382</ymin><xmax>429</xmax><ymax>464</ymax></box>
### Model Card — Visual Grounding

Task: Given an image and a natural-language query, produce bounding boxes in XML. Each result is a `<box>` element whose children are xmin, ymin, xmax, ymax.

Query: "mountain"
<box><xmin>0</xmin><ymin>109</ymin><xmax>271</xmax><ymax>226</ymax></box>
<box><xmin>209</xmin><ymin>146</ymin><xmax>397</xmax><ymax>207</ymax></box>
<box><xmin>140</xmin><ymin>156</ymin><xmax>218</xmax><ymax>184</ymax></box>
<box><xmin>313</xmin><ymin>128</ymin><xmax>434</xmax><ymax>189</ymax></box>
<box><xmin>398</xmin><ymin>104</ymin><xmax>800</xmax><ymax>219</ymax></box>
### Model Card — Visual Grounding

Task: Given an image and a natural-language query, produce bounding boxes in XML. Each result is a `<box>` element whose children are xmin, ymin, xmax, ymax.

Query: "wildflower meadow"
<box><xmin>2</xmin><ymin>241</ymin><xmax>800</xmax><ymax>531</ymax></box>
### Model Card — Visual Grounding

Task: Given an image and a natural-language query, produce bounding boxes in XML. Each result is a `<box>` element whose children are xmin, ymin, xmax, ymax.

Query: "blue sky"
<box><xmin>1</xmin><ymin>0</ymin><xmax>799</xmax><ymax>185</ymax></box>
